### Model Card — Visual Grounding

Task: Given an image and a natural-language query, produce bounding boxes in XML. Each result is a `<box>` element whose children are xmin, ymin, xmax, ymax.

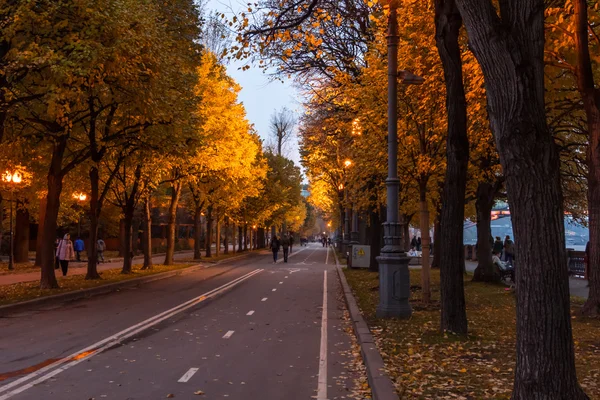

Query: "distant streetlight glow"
<box><xmin>2</xmin><ymin>169</ymin><xmax>24</xmax><ymax>270</ymax></box>
<box><xmin>73</xmin><ymin>192</ymin><xmax>87</xmax><ymax>202</ymax></box>
<box><xmin>344</xmin><ymin>159</ymin><xmax>352</xmax><ymax>168</ymax></box>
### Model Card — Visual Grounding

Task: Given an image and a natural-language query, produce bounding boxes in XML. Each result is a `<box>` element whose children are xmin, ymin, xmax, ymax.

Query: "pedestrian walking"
<box><xmin>289</xmin><ymin>235</ymin><xmax>294</xmax><ymax>254</ymax></box>
<box><xmin>56</xmin><ymin>233</ymin><xmax>75</xmax><ymax>276</ymax></box>
<box><xmin>74</xmin><ymin>237</ymin><xmax>85</xmax><ymax>262</ymax></box>
<box><xmin>271</xmin><ymin>235</ymin><xmax>280</xmax><ymax>263</ymax></box>
<box><xmin>493</xmin><ymin>236</ymin><xmax>504</xmax><ymax>255</ymax></box>
<box><xmin>322</xmin><ymin>237</ymin><xmax>326</xmax><ymax>247</ymax></box>
<box><xmin>503</xmin><ymin>235</ymin><xmax>514</xmax><ymax>265</ymax></box>
<box><xmin>417</xmin><ymin>237</ymin><xmax>422</xmax><ymax>251</ymax></box>
<box><xmin>327</xmin><ymin>237</ymin><xmax>331</xmax><ymax>247</ymax></box>
<box><xmin>97</xmin><ymin>238</ymin><xmax>106</xmax><ymax>263</ymax></box>
<box><xmin>281</xmin><ymin>234</ymin><xmax>290</xmax><ymax>263</ymax></box>
<box><xmin>411</xmin><ymin>235</ymin><xmax>418</xmax><ymax>249</ymax></box>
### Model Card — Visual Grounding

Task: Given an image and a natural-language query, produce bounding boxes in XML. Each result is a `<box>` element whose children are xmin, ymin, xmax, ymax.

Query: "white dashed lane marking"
<box><xmin>246</xmin><ymin>310</ymin><xmax>255</xmax><ymax>316</ymax></box>
<box><xmin>178</xmin><ymin>368</ymin><xmax>199</xmax><ymax>383</ymax></box>
<box><xmin>222</xmin><ymin>330</ymin><xmax>235</xmax><ymax>339</ymax></box>
<box><xmin>261</xmin><ymin>297</ymin><xmax>268</xmax><ymax>302</ymax></box>
<box><xmin>272</xmin><ymin>288</ymin><xmax>277</xmax><ymax>292</ymax></box>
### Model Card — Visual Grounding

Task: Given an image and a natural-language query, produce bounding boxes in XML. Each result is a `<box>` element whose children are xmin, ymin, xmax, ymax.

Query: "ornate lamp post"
<box><xmin>2</xmin><ymin>170</ymin><xmax>23</xmax><ymax>270</ymax></box>
<box><xmin>376</xmin><ymin>3</ymin><xmax>424</xmax><ymax>319</ymax></box>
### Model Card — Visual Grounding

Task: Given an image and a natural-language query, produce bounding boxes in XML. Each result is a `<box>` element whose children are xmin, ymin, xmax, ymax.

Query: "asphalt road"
<box><xmin>0</xmin><ymin>244</ymin><xmax>367</xmax><ymax>400</ymax></box>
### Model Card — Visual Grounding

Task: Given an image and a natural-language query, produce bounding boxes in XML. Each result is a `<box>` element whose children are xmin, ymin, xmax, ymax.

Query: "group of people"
<box><xmin>321</xmin><ymin>236</ymin><xmax>331</xmax><ymax>247</ymax></box>
<box><xmin>53</xmin><ymin>235</ymin><xmax>106</xmax><ymax>276</ymax></box>
<box><xmin>410</xmin><ymin>235</ymin><xmax>422</xmax><ymax>252</ymax></box>
<box><xmin>492</xmin><ymin>235</ymin><xmax>515</xmax><ymax>265</ymax></box>
<box><xmin>270</xmin><ymin>234</ymin><xmax>294</xmax><ymax>263</ymax></box>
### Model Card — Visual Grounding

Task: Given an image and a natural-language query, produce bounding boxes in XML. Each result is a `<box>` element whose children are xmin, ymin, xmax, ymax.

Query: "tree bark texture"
<box><xmin>215</xmin><ymin>214</ymin><xmax>221</xmax><ymax>257</ymax></box>
<box><xmin>573</xmin><ymin>0</ymin><xmax>600</xmax><ymax>317</ymax></box>
<box><xmin>34</xmin><ymin>196</ymin><xmax>46</xmax><ymax>267</ymax></box>
<box><xmin>419</xmin><ymin>182</ymin><xmax>431</xmax><ymax>304</ymax></box>
<box><xmin>368</xmin><ymin>206</ymin><xmax>383</xmax><ymax>272</ymax></box>
<box><xmin>194</xmin><ymin>205</ymin><xmax>202</xmax><ymax>260</ymax></box>
<box><xmin>435</xmin><ymin>0</ymin><xmax>469</xmax><ymax>335</ymax></box>
<box><xmin>454</xmin><ymin>1</ymin><xmax>587</xmax><ymax>397</ymax></box>
<box><xmin>121</xmin><ymin>207</ymin><xmax>134</xmax><ymax>273</ymax></box>
<box><xmin>472</xmin><ymin>182</ymin><xmax>498</xmax><ymax>282</ymax></box>
<box><xmin>164</xmin><ymin>181</ymin><xmax>182</xmax><ymax>265</ymax></box>
<box><xmin>86</xmin><ymin>166</ymin><xmax>102</xmax><ymax>279</ymax></box>
<box><xmin>238</xmin><ymin>225</ymin><xmax>243</xmax><ymax>252</ymax></box>
<box><xmin>142</xmin><ymin>196</ymin><xmax>153</xmax><ymax>269</ymax></box>
<box><xmin>40</xmin><ymin>141</ymin><xmax>67</xmax><ymax>289</ymax></box>
<box><xmin>258</xmin><ymin>227</ymin><xmax>266</xmax><ymax>249</ymax></box>
<box><xmin>243</xmin><ymin>224</ymin><xmax>248</xmax><ymax>251</ymax></box>
<box><xmin>431</xmin><ymin>217</ymin><xmax>441</xmax><ymax>269</ymax></box>
<box><xmin>14</xmin><ymin>200</ymin><xmax>30</xmax><ymax>263</ymax></box>
<box><xmin>224</xmin><ymin>216</ymin><xmax>229</xmax><ymax>255</ymax></box>
<box><xmin>205</xmin><ymin>206</ymin><xmax>213</xmax><ymax>258</ymax></box>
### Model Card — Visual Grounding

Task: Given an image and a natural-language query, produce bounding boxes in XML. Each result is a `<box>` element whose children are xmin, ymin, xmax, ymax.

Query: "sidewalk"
<box><xmin>0</xmin><ymin>251</ymin><xmax>195</xmax><ymax>287</ymax></box>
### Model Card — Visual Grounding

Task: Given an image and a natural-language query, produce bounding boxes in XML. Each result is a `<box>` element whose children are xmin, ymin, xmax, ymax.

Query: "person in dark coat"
<box><xmin>493</xmin><ymin>236</ymin><xmax>504</xmax><ymax>255</ymax></box>
<box><xmin>271</xmin><ymin>235</ymin><xmax>280</xmax><ymax>263</ymax></box>
<box><xmin>504</xmin><ymin>235</ymin><xmax>515</xmax><ymax>265</ymax></box>
<box><xmin>281</xmin><ymin>234</ymin><xmax>290</xmax><ymax>263</ymax></box>
<box><xmin>416</xmin><ymin>237</ymin><xmax>422</xmax><ymax>251</ymax></box>
<box><xmin>411</xmin><ymin>235</ymin><xmax>418</xmax><ymax>249</ymax></box>
<box><xmin>289</xmin><ymin>235</ymin><xmax>294</xmax><ymax>254</ymax></box>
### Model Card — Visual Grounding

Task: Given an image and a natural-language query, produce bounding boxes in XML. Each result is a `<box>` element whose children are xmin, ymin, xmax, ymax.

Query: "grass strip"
<box><xmin>344</xmin><ymin>268</ymin><xmax>600</xmax><ymax>399</ymax></box>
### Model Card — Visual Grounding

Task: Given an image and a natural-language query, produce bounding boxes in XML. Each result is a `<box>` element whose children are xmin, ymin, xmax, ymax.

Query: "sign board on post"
<box><xmin>351</xmin><ymin>245</ymin><xmax>371</xmax><ymax>268</ymax></box>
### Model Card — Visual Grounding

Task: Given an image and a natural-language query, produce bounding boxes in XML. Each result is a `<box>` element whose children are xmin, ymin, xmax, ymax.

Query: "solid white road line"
<box><xmin>222</xmin><ymin>330</ymin><xmax>235</xmax><ymax>339</ymax></box>
<box><xmin>261</xmin><ymin>297</ymin><xmax>268</xmax><ymax>301</ymax></box>
<box><xmin>0</xmin><ymin>269</ymin><xmax>264</xmax><ymax>400</ymax></box>
<box><xmin>246</xmin><ymin>310</ymin><xmax>255</xmax><ymax>316</ymax></box>
<box><xmin>317</xmin><ymin>270</ymin><xmax>328</xmax><ymax>400</ymax></box>
<box><xmin>178</xmin><ymin>368</ymin><xmax>199</xmax><ymax>383</ymax></box>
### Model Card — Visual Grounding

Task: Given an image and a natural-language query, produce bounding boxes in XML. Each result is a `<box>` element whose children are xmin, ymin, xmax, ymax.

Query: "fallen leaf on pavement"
<box><xmin>194</xmin><ymin>391</ymin><xmax>205</xmax><ymax>395</ymax></box>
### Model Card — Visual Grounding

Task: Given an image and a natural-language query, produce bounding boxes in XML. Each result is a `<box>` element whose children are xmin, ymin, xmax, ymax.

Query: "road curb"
<box><xmin>0</xmin><ymin>251</ymin><xmax>258</xmax><ymax>317</ymax></box>
<box><xmin>332</xmin><ymin>248</ymin><xmax>399</xmax><ymax>400</ymax></box>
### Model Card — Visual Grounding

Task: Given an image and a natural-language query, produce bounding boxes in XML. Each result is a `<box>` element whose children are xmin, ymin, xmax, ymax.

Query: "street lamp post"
<box><xmin>2</xmin><ymin>171</ymin><xmax>23</xmax><ymax>271</ymax></box>
<box><xmin>376</xmin><ymin>4</ymin><xmax>423</xmax><ymax>319</ymax></box>
<box><xmin>73</xmin><ymin>192</ymin><xmax>87</xmax><ymax>238</ymax></box>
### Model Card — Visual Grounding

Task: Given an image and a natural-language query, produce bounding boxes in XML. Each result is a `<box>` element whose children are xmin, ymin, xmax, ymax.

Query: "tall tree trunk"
<box><xmin>40</xmin><ymin>140</ymin><xmax>67</xmax><ymax>289</ymax></box>
<box><xmin>224</xmin><ymin>216</ymin><xmax>229</xmax><ymax>255</ymax></box>
<box><xmin>238</xmin><ymin>225</ymin><xmax>243</xmax><ymax>252</ymax></box>
<box><xmin>34</xmin><ymin>196</ymin><xmax>46</xmax><ymax>267</ymax></box>
<box><xmin>194</xmin><ymin>205</ymin><xmax>202</xmax><ymax>260</ymax></box>
<box><xmin>431</xmin><ymin>216</ymin><xmax>441</xmax><ymax>269</ymax></box>
<box><xmin>164</xmin><ymin>181</ymin><xmax>182</xmax><ymax>265</ymax></box>
<box><xmin>419</xmin><ymin>182</ymin><xmax>431</xmax><ymax>304</ymax></box>
<box><xmin>435</xmin><ymin>0</ymin><xmax>468</xmax><ymax>333</ymax></box>
<box><xmin>86</xmin><ymin>166</ymin><xmax>101</xmax><ymax>279</ymax></box>
<box><xmin>215</xmin><ymin>212</ymin><xmax>221</xmax><ymax>257</ymax></box>
<box><xmin>118</xmin><ymin>219</ymin><xmax>126</xmax><ymax>257</ymax></box>
<box><xmin>401</xmin><ymin>213</ymin><xmax>412</xmax><ymax>252</ymax></box>
<box><xmin>455</xmin><ymin>1</ymin><xmax>587</xmax><ymax>397</ymax></box>
<box><xmin>131</xmin><ymin>216</ymin><xmax>141</xmax><ymax>256</ymax></box>
<box><xmin>14</xmin><ymin>200</ymin><xmax>30</xmax><ymax>263</ymax></box>
<box><xmin>205</xmin><ymin>206</ymin><xmax>213</xmax><ymax>257</ymax></box>
<box><xmin>368</xmin><ymin>206</ymin><xmax>383</xmax><ymax>272</ymax></box>
<box><xmin>574</xmin><ymin>0</ymin><xmax>600</xmax><ymax>317</ymax></box>
<box><xmin>258</xmin><ymin>227</ymin><xmax>265</xmax><ymax>249</ymax></box>
<box><xmin>243</xmin><ymin>224</ymin><xmax>248</xmax><ymax>251</ymax></box>
<box><xmin>142</xmin><ymin>196</ymin><xmax>153</xmax><ymax>270</ymax></box>
<box><xmin>472</xmin><ymin>182</ymin><xmax>498</xmax><ymax>282</ymax></box>
<box><xmin>121</xmin><ymin>205</ymin><xmax>135</xmax><ymax>274</ymax></box>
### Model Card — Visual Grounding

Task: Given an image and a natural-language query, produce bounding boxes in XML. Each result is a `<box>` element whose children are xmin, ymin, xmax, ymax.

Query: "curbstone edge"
<box><xmin>333</xmin><ymin>248</ymin><xmax>399</xmax><ymax>400</ymax></box>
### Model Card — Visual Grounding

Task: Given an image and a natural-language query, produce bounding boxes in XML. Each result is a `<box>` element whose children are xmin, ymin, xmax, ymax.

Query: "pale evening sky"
<box><xmin>205</xmin><ymin>0</ymin><xmax>303</xmax><ymax>169</ymax></box>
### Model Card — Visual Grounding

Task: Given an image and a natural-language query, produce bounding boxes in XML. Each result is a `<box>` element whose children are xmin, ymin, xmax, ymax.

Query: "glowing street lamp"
<box><xmin>2</xmin><ymin>170</ymin><xmax>24</xmax><ymax>270</ymax></box>
<box><xmin>73</xmin><ymin>192</ymin><xmax>87</xmax><ymax>237</ymax></box>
